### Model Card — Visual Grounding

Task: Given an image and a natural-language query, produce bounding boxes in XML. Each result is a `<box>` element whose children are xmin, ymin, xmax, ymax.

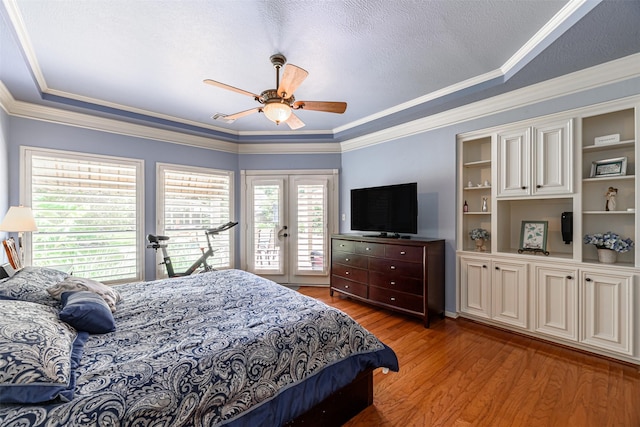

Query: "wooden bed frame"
<box><xmin>285</xmin><ymin>368</ymin><xmax>374</xmax><ymax>426</ymax></box>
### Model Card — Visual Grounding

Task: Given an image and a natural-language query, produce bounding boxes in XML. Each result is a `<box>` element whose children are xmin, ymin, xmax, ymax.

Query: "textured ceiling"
<box><xmin>1</xmin><ymin>0</ymin><xmax>639</xmax><ymax>142</ymax></box>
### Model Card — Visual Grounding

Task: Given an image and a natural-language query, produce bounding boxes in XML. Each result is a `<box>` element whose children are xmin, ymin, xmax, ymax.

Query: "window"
<box><xmin>23</xmin><ymin>147</ymin><xmax>144</xmax><ymax>283</ymax></box>
<box><xmin>156</xmin><ymin>164</ymin><xmax>234</xmax><ymax>277</ymax></box>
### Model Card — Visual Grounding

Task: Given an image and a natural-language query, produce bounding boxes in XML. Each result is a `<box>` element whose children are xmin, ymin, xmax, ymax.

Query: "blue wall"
<box><xmin>3</xmin><ymin>76</ymin><xmax>640</xmax><ymax>312</ymax></box>
<box><xmin>340</xmin><ymin>76</ymin><xmax>640</xmax><ymax>314</ymax></box>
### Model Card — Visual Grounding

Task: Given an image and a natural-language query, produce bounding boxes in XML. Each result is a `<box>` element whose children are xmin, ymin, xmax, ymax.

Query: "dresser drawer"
<box><xmin>369</xmin><ymin>286</ymin><xmax>423</xmax><ymax>313</ymax></box>
<box><xmin>369</xmin><ymin>271</ymin><xmax>423</xmax><ymax>295</ymax></box>
<box><xmin>331</xmin><ymin>264</ymin><xmax>368</xmax><ymax>283</ymax></box>
<box><xmin>331</xmin><ymin>251</ymin><xmax>368</xmax><ymax>269</ymax></box>
<box><xmin>332</xmin><ymin>239</ymin><xmax>355</xmax><ymax>253</ymax></box>
<box><xmin>356</xmin><ymin>242</ymin><xmax>385</xmax><ymax>257</ymax></box>
<box><xmin>368</xmin><ymin>257</ymin><xmax>423</xmax><ymax>278</ymax></box>
<box><xmin>385</xmin><ymin>244</ymin><xmax>423</xmax><ymax>262</ymax></box>
<box><xmin>331</xmin><ymin>276</ymin><xmax>368</xmax><ymax>298</ymax></box>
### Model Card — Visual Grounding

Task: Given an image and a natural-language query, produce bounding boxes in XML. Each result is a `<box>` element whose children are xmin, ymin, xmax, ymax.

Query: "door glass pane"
<box><xmin>253</xmin><ymin>184</ymin><xmax>280</xmax><ymax>270</ymax></box>
<box><xmin>296</xmin><ymin>183</ymin><xmax>326</xmax><ymax>272</ymax></box>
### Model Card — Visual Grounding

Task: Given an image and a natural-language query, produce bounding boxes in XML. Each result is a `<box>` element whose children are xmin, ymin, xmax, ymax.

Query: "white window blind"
<box><xmin>296</xmin><ymin>183</ymin><xmax>326</xmax><ymax>272</ymax></box>
<box><xmin>24</xmin><ymin>148</ymin><xmax>143</xmax><ymax>283</ymax></box>
<box><xmin>157</xmin><ymin>164</ymin><xmax>234</xmax><ymax>276</ymax></box>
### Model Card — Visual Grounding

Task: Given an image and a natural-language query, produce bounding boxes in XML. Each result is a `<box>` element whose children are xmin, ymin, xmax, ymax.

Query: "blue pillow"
<box><xmin>59</xmin><ymin>291</ymin><xmax>116</xmax><ymax>334</ymax></box>
<box><xmin>0</xmin><ymin>300</ymin><xmax>89</xmax><ymax>404</ymax></box>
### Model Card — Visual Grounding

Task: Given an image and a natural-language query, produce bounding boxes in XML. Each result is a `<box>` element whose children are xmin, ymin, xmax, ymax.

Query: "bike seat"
<box><xmin>147</xmin><ymin>234</ymin><xmax>170</xmax><ymax>243</ymax></box>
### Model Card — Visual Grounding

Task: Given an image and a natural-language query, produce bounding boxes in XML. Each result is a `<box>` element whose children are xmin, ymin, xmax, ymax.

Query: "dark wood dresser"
<box><xmin>330</xmin><ymin>234</ymin><xmax>445</xmax><ymax>327</ymax></box>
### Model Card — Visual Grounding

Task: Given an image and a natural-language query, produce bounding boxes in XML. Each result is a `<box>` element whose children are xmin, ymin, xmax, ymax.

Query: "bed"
<box><xmin>0</xmin><ymin>267</ymin><xmax>398</xmax><ymax>426</ymax></box>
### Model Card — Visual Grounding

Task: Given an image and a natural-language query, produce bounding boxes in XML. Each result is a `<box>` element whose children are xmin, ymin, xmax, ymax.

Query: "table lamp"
<box><xmin>0</xmin><ymin>206</ymin><xmax>38</xmax><ymax>267</ymax></box>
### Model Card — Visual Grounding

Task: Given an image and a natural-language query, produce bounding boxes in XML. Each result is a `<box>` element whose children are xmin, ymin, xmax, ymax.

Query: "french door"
<box><xmin>241</xmin><ymin>170</ymin><xmax>338</xmax><ymax>285</ymax></box>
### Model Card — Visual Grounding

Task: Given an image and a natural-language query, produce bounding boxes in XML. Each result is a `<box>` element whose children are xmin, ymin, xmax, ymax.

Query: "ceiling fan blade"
<box><xmin>203</xmin><ymin>79</ymin><xmax>261</xmax><ymax>100</ymax></box>
<box><xmin>277</xmin><ymin>64</ymin><xmax>308</xmax><ymax>98</ymax></box>
<box><xmin>293</xmin><ymin>101</ymin><xmax>347</xmax><ymax>114</ymax></box>
<box><xmin>285</xmin><ymin>113</ymin><xmax>305</xmax><ymax>130</ymax></box>
<box><xmin>220</xmin><ymin>107</ymin><xmax>261</xmax><ymax>121</ymax></box>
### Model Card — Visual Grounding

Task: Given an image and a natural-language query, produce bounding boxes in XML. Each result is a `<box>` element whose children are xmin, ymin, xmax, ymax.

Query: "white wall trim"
<box><xmin>340</xmin><ymin>53</ymin><xmax>640</xmax><ymax>152</ymax></box>
<box><xmin>1</xmin><ymin>53</ymin><xmax>639</xmax><ymax>156</ymax></box>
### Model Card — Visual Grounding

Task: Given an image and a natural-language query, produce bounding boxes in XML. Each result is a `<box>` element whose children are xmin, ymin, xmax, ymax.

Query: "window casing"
<box><xmin>156</xmin><ymin>163</ymin><xmax>234</xmax><ymax>277</ymax></box>
<box><xmin>22</xmin><ymin>147</ymin><xmax>144</xmax><ymax>283</ymax></box>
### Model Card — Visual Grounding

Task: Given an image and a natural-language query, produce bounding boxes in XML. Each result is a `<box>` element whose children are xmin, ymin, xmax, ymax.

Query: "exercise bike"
<box><xmin>147</xmin><ymin>221</ymin><xmax>238</xmax><ymax>277</ymax></box>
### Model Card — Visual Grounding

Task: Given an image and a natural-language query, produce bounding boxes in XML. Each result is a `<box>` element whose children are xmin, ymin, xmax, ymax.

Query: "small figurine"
<box><xmin>605</xmin><ymin>186</ymin><xmax>617</xmax><ymax>211</ymax></box>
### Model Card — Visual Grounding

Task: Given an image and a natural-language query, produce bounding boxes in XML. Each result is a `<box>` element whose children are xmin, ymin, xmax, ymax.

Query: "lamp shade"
<box><xmin>263</xmin><ymin>101</ymin><xmax>292</xmax><ymax>125</ymax></box>
<box><xmin>0</xmin><ymin>206</ymin><xmax>38</xmax><ymax>232</ymax></box>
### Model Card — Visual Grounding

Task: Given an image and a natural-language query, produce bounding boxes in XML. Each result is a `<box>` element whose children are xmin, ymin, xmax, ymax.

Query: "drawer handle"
<box><xmin>390</xmin><ymin>281</ymin><xmax>396</xmax><ymax>285</ymax></box>
<box><xmin>400</xmin><ymin>251</ymin><xmax>406</xmax><ymax>255</ymax></box>
<box><xmin>390</xmin><ymin>297</ymin><xmax>396</xmax><ymax>301</ymax></box>
<box><xmin>390</xmin><ymin>265</ymin><xmax>396</xmax><ymax>270</ymax></box>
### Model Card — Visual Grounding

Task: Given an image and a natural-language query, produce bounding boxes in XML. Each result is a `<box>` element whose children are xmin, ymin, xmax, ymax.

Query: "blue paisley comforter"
<box><xmin>1</xmin><ymin>269</ymin><xmax>398</xmax><ymax>426</ymax></box>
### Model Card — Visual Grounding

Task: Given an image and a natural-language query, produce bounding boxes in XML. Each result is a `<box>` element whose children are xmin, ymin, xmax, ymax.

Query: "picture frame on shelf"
<box><xmin>518</xmin><ymin>220</ymin><xmax>549</xmax><ymax>255</ymax></box>
<box><xmin>590</xmin><ymin>157</ymin><xmax>627</xmax><ymax>178</ymax></box>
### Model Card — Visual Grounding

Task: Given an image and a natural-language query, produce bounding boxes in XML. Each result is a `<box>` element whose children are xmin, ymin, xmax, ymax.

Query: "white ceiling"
<box><xmin>1</xmin><ymin>0</ymin><xmax>639</xmax><ymax>142</ymax></box>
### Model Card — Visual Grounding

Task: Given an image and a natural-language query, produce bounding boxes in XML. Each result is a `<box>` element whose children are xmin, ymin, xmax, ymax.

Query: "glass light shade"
<box><xmin>263</xmin><ymin>101</ymin><xmax>292</xmax><ymax>124</ymax></box>
<box><xmin>0</xmin><ymin>206</ymin><xmax>38</xmax><ymax>232</ymax></box>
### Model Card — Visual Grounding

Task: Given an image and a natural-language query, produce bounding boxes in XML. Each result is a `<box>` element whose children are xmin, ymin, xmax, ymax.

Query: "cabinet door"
<box><xmin>534</xmin><ymin>265</ymin><xmax>578</xmax><ymax>341</ymax></box>
<box><xmin>533</xmin><ymin>120</ymin><xmax>573</xmax><ymax>195</ymax></box>
<box><xmin>580</xmin><ymin>271</ymin><xmax>633</xmax><ymax>356</ymax></box>
<box><xmin>497</xmin><ymin>128</ymin><xmax>530</xmax><ymax>197</ymax></box>
<box><xmin>492</xmin><ymin>260</ymin><xmax>528</xmax><ymax>329</ymax></box>
<box><xmin>460</xmin><ymin>257</ymin><xmax>491</xmax><ymax>319</ymax></box>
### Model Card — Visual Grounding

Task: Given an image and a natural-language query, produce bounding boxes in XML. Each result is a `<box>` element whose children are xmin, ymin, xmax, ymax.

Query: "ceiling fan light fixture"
<box><xmin>263</xmin><ymin>101</ymin><xmax>292</xmax><ymax>125</ymax></box>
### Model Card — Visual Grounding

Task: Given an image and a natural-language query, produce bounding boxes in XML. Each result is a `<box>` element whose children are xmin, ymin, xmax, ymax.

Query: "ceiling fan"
<box><xmin>204</xmin><ymin>54</ymin><xmax>347</xmax><ymax>130</ymax></box>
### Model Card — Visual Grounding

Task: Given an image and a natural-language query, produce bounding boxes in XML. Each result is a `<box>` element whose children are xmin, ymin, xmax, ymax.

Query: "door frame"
<box><xmin>240</xmin><ymin>169</ymin><xmax>339</xmax><ymax>285</ymax></box>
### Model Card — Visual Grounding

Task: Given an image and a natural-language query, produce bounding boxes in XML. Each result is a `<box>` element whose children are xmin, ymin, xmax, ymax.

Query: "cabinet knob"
<box><xmin>365</xmin><ymin>247</ymin><xmax>371</xmax><ymax>251</ymax></box>
<box><xmin>566</xmin><ymin>275</ymin><xmax>573</xmax><ymax>280</ymax></box>
<box><xmin>390</xmin><ymin>297</ymin><xmax>396</xmax><ymax>301</ymax></box>
<box><xmin>495</xmin><ymin>266</ymin><xmax>500</xmax><ymax>270</ymax></box>
<box><xmin>482</xmin><ymin>265</ymin><xmax>487</xmax><ymax>268</ymax></box>
<box><xmin>345</xmin><ymin>271</ymin><xmax>350</xmax><ymax>275</ymax></box>
<box><xmin>400</xmin><ymin>251</ymin><xmax>406</xmax><ymax>255</ymax></box>
<box><xmin>340</xmin><ymin>244</ymin><xmax>345</xmax><ymax>247</ymax></box>
<box><xmin>345</xmin><ymin>258</ymin><xmax>350</xmax><ymax>262</ymax></box>
<box><xmin>390</xmin><ymin>281</ymin><xmax>396</xmax><ymax>285</ymax></box>
<box><xmin>585</xmin><ymin>277</ymin><xmax>592</xmax><ymax>282</ymax></box>
<box><xmin>390</xmin><ymin>265</ymin><xmax>396</xmax><ymax>270</ymax></box>
<box><xmin>344</xmin><ymin>285</ymin><xmax>349</xmax><ymax>289</ymax></box>
<box><xmin>521</xmin><ymin>186</ymin><xmax>527</xmax><ymax>190</ymax></box>
<box><xmin>536</xmin><ymin>184</ymin><xmax>542</xmax><ymax>189</ymax></box>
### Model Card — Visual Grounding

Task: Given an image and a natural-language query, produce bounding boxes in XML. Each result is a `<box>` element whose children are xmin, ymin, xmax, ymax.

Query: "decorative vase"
<box><xmin>597</xmin><ymin>248</ymin><xmax>617</xmax><ymax>264</ymax></box>
<box><xmin>474</xmin><ymin>238</ymin><xmax>485</xmax><ymax>252</ymax></box>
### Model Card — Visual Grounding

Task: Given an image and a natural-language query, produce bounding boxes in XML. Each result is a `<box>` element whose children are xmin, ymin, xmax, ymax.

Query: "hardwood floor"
<box><xmin>297</xmin><ymin>286</ymin><xmax>640</xmax><ymax>427</ymax></box>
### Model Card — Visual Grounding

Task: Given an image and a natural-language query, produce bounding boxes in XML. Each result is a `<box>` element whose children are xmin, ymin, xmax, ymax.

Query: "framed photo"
<box><xmin>590</xmin><ymin>157</ymin><xmax>627</xmax><ymax>178</ymax></box>
<box><xmin>2</xmin><ymin>238</ymin><xmax>22</xmax><ymax>270</ymax></box>
<box><xmin>519</xmin><ymin>221</ymin><xmax>548</xmax><ymax>251</ymax></box>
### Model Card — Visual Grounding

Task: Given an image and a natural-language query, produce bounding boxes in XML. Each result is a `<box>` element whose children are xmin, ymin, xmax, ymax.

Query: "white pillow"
<box><xmin>48</xmin><ymin>276</ymin><xmax>122</xmax><ymax>313</ymax></box>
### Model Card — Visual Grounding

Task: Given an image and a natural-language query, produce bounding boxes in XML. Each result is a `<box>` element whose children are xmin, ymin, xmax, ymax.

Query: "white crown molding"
<box><xmin>237</xmin><ymin>142</ymin><xmax>342</xmax><ymax>155</ymax></box>
<box><xmin>334</xmin><ymin>0</ymin><xmax>599</xmax><ymax>134</ymax></box>
<box><xmin>2</xmin><ymin>54</ymin><xmax>639</xmax><ymax>157</ymax></box>
<box><xmin>340</xmin><ymin>53</ymin><xmax>640</xmax><ymax>152</ymax></box>
<box><xmin>0</xmin><ymin>83</ymin><xmax>239</xmax><ymax>153</ymax></box>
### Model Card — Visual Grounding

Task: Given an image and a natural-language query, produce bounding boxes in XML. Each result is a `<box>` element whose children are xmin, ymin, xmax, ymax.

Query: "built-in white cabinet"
<box><xmin>533</xmin><ymin>264</ymin><xmax>578</xmax><ymax>341</ymax></box>
<box><xmin>580</xmin><ymin>269</ymin><xmax>633</xmax><ymax>356</ymax></box>
<box><xmin>459</xmin><ymin>255</ymin><xmax>528</xmax><ymax>329</ymax></box>
<box><xmin>459</xmin><ymin>256</ymin><xmax>491</xmax><ymax>319</ymax></box>
<box><xmin>456</xmin><ymin>98</ymin><xmax>639</xmax><ymax>364</ymax></box>
<box><xmin>492</xmin><ymin>260</ymin><xmax>528</xmax><ymax>329</ymax></box>
<box><xmin>497</xmin><ymin>119</ymin><xmax>572</xmax><ymax>198</ymax></box>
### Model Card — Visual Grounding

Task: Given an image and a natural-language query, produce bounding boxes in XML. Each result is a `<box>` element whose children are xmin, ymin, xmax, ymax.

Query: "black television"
<box><xmin>351</xmin><ymin>182</ymin><xmax>418</xmax><ymax>237</ymax></box>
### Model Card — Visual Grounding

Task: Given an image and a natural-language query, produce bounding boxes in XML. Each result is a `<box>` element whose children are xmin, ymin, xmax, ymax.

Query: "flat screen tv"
<box><xmin>351</xmin><ymin>182</ymin><xmax>418</xmax><ymax>237</ymax></box>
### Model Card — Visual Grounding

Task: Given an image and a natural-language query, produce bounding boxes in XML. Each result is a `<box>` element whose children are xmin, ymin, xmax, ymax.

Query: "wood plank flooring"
<box><xmin>297</xmin><ymin>286</ymin><xmax>640</xmax><ymax>427</ymax></box>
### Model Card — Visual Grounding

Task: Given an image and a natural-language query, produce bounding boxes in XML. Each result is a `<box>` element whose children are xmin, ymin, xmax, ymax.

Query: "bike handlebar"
<box><xmin>205</xmin><ymin>221</ymin><xmax>238</xmax><ymax>235</ymax></box>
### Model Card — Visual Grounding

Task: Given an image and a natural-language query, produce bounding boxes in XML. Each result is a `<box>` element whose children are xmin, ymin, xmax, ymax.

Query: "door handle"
<box><xmin>278</xmin><ymin>226</ymin><xmax>289</xmax><ymax>238</ymax></box>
